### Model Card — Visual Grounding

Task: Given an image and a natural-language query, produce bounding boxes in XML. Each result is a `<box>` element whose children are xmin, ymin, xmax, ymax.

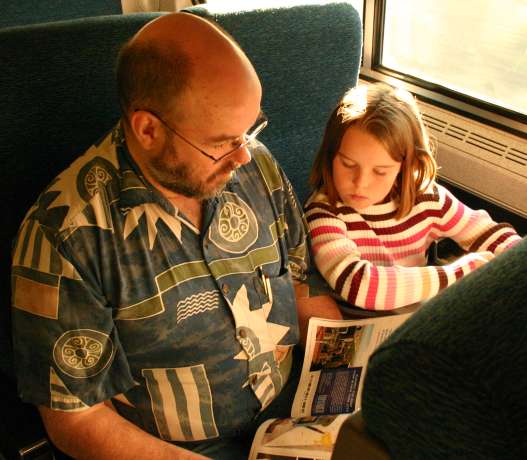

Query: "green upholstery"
<box><xmin>362</xmin><ymin>237</ymin><xmax>527</xmax><ymax>459</ymax></box>
<box><xmin>1</xmin><ymin>0</ymin><xmax>122</xmax><ymax>28</ymax></box>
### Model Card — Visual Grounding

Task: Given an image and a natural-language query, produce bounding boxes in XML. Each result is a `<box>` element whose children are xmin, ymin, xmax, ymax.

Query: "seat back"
<box><xmin>362</xmin><ymin>238</ymin><xmax>527</xmax><ymax>458</ymax></box>
<box><xmin>0</xmin><ymin>0</ymin><xmax>122</xmax><ymax>28</ymax></box>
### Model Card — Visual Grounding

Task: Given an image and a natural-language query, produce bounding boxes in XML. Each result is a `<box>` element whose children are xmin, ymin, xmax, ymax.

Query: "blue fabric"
<box><xmin>1</xmin><ymin>0</ymin><xmax>122</xmax><ymax>28</ymax></box>
<box><xmin>362</xmin><ymin>237</ymin><xmax>527</xmax><ymax>459</ymax></box>
<box><xmin>12</xmin><ymin>125</ymin><xmax>306</xmax><ymax>441</ymax></box>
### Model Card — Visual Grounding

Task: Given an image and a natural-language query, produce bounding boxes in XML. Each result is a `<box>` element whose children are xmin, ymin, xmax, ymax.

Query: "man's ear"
<box><xmin>130</xmin><ymin>110</ymin><xmax>163</xmax><ymax>150</ymax></box>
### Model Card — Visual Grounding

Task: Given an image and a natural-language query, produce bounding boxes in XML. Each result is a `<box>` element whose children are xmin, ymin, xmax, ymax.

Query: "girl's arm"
<box><xmin>307</xmin><ymin>205</ymin><xmax>495</xmax><ymax>310</ymax></box>
<box><xmin>434</xmin><ymin>185</ymin><xmax>521</xmax><ymax>255</ymax></box>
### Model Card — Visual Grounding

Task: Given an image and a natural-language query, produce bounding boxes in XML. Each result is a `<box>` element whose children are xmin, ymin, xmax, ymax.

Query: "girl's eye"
<box><xmin>374</xmin><ymin>170</ymin><xmax>387</xmax><ymax>176</ymax></box>
<box><xmin>342</xmin><ymin>160</ymin><xmax>356</xmax><ymax>169</ymax></box>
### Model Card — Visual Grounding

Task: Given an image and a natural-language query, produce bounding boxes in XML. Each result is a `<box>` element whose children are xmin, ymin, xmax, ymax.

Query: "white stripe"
<box><xmin>23</xmin><ymin>222</ymin><xmax>38</xmax><ymax>267</ymax></box>
<box><xmin>178</xmin><ymin>367</ymin><xmax>206</xmax><ymax>440</ymax></box>
<box><xmin>39</xmin><ymin>233</ymin><xmax>52</xmax><ymax>273</ymax></box>
<box><xmin>152</xmin><ymin>369</ymin><xmax>184</xmax><ymax>440</ymax></box>
<box><xmin>13</xmin><ymin>220</ymin><xmax>30</xmax><ymax>266</ymax></box>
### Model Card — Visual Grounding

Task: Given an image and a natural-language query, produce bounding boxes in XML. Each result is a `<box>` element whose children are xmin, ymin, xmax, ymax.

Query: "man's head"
<box><xmin>116</xmin><ymin>13</ymin><xmax>263</xmax><ymax>200</ymax></box>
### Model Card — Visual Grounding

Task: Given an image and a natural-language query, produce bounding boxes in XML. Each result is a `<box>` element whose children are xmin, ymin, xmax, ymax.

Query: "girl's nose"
<box><xmin>353</xmin><ymin>169</ymin><xmax>368</xmax><ymax>189</ymax></box>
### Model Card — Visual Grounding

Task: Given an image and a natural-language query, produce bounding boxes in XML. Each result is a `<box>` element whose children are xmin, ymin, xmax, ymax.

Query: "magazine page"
<box><xmin>291</xmin><ymin>314</ymin><xmax>412</xmax><ymax>418</ymax></box>
<box><xmin>248</xmin><ymin>414</ymin><xmax>351</xmax><ymax>460</ymax></box>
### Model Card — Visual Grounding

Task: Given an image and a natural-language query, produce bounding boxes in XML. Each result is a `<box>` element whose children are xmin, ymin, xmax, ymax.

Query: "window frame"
<box><xmin>360</xmin><ymin>0</ymin><xmax>527</xmax><ymax>138</ymax></box>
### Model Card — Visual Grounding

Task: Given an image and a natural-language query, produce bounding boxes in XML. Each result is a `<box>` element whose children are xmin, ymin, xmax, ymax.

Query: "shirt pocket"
<box><xmin>142</xmin><ymin>364</ymin><xmax>218</xmax><ymax>441</ymax></box>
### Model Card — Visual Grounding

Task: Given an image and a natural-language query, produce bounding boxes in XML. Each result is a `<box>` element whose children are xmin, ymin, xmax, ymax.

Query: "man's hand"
<box><xmin>294</xmin><ymin>283</ymin><xmax>343</xmax><ymax>347</ymax></box>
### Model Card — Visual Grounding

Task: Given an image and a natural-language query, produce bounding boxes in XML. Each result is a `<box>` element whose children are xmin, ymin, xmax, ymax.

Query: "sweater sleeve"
<box><xmin>433</xmin><ymin>184</ymin><xmax>521</xmax><ymax>255</ymax></box>
<box><xmin>305</xmin><ymin>197</ymin><xmax>501</xmax><ymax>311</ymax></box>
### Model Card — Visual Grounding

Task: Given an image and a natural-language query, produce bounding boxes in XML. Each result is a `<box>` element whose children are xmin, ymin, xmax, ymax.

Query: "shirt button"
<box><xmin>239</xmin><ymin>329</ymin><xmax>247</xmax><ymax>338</ymax></box>
<box><xmin>222</xmin><ymin>283</ymin><xmax>230</xmax><ymax>295</ymax></box>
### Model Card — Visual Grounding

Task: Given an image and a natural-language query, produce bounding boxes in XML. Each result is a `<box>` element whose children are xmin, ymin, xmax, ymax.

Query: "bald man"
<box><xmin>11</xmin><ymin>13</ymin><xmax>341</xmax><ymax>460</ymax></box>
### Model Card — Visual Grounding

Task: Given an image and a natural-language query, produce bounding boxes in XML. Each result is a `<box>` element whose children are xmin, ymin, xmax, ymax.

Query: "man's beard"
<box><xmin>146</xmin><ymin>136</ymin><xmax>237</xmax><ymax>200</ymax></box>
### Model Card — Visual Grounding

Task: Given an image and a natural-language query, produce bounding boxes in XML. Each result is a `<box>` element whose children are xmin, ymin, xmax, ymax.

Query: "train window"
<box><xmin>360</xmin><ymin>0</ymin><xmax>526</xmax><ymax>223</ymax></box>
<box><xmin>362</xmin><ymin>0</ymin><xmax>527</xmax><ymax>136</ymax></box>
<box><xmin>383</xmin><ymin>0</ymin><xmax>526</xmax><ymax>116</ymax></box>
<box><xmin>205</xmin><ymin>0</ymin><xmax>364</xmax><ymax>21</ymax></box>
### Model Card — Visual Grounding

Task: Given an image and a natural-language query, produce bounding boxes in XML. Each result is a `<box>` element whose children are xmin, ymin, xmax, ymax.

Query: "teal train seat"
<box><xmin>1</xmin><ymin>0</ymin><xmax>122</xmax><ymax>29</ymax></box>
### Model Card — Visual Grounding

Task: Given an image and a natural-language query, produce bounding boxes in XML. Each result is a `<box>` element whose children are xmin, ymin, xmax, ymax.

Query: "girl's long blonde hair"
<box><xmin>310</xmin><ymin>82</ymin><xmax>437</xmax><ymax>219</ymax></box>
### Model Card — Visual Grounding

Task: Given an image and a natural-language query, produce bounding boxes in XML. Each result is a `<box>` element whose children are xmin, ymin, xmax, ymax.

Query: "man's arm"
<box><xmin>39</xmin><ymin>403</ymin><xmax>210</xmax><ymax>460</ymax></box>
<box><xmin>294</xmin><ymin>283</ymin><xmax>343</xmax><ymax>346</ymax></box>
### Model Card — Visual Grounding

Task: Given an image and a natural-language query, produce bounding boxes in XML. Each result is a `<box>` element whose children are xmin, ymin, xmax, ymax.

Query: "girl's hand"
<box><xmin>457</xmin><ymin>250</ymin><xmax>495</xmax><ymax>269</ymax></box>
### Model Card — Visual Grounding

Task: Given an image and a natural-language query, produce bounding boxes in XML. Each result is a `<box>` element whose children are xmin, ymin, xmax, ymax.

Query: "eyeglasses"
<box><xmin>138</xmin><ymin>109</ymin><xmax>268</xmax><ymax>163</ymax></box>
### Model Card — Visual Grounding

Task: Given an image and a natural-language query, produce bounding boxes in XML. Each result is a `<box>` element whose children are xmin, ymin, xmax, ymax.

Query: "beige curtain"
<box><xmin>121</xmin><ymin>0</ymin><xmax>200</xmax><ymax>13</ymax></box>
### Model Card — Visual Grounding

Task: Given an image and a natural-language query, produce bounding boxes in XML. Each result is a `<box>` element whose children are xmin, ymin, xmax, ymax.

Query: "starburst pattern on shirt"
<box><xmin>123</xmin><ymin>203</ymin><xmax>182</xmax><ymax>250</ymax></box>
<box><xmin>229</xmin><ymin>284</ymin><xmax>289</xmax><ymax>361</ymax></box>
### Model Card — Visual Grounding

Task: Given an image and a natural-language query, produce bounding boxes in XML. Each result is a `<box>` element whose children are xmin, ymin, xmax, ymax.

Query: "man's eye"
<box><xmin>230</xmin><ymin>139</ymin><xmax>243</xmax><ymax>149</ymax></box>
<box><xmin>212</xmin><ymin>142</ymin><xmax>228</xmax><ymax>150</ymax></box>
<box><xmin>212</xmin><ymin>138</ymin><xmax>242</xmax><ymax>151</ymax></box>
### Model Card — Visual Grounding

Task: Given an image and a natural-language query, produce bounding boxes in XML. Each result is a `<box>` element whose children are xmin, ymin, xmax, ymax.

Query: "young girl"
<box><xmin>305</xmin><ymin>83</ymin><xmax>521</xmax><ymax>310</ymax></box>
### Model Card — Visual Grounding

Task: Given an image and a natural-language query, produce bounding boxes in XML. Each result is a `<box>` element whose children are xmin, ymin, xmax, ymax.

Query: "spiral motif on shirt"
<box><xmin>53</xmin><ymin>329</ymin><xmax>114</xmax><ymax>378</ymax></box>
<box><xmin>62</xmin><ymin>336</ymin><xmax>102</xmax><ymax>369</ymax></box>
<box><xmin>84</xmin><ymin>166</ymin><xmax>113</xmax><ymax>197</ymax></box>
<box><xmin>218</xmin><ymin>202</ymin><xmax>249</xmax><ymax>242</ymax></box>
<box><xmin>77</xmin><ymin>157</ymin><xmax>118</xmax><ymax>202</ymax></box>
<box><xmin>208</xmin><ymin>192</ymin><xmax>258</xmax><ymax>254</ymax></box>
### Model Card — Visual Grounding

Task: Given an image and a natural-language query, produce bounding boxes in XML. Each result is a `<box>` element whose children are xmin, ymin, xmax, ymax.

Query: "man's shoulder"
<box><xmin>21</xmin><ymin>127</ymin><xmax>122</xmax><ymax>238</ymax></box>
<box><xmin>242</xmin><ymin>141</ymin><xmax>285</xmax><ymax>192</ymax></box>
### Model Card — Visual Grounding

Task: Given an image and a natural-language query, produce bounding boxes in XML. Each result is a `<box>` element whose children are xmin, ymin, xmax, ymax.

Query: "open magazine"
<box><xmin>248</xmin><ymin>313</ymin><xmax>412</xmax><ymax>460</ymax></box>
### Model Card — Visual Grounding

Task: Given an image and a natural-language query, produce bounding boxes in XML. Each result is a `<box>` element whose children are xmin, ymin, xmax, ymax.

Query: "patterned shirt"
<box><xmin>305</xmin><ymin>184</ymin><xmax>521</xmax><ymax>310</ymax></box>
<box><xmin>11</xmin><ymin>125</ymin><xmax>308</xmax><ymax>442</ymax></box>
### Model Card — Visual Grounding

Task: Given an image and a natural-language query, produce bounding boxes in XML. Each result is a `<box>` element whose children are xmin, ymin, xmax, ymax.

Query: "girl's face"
<box><xmin>332</xmin><ymin>125</ymin><xmax>402</xmax><ymax>210</ymax></box>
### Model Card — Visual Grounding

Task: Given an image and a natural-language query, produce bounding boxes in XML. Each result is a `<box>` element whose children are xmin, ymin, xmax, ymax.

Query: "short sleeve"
<box><xmin>11</xmin><ymin>220</ymin><xmax>135</xmax><ymax>410</ymax></box>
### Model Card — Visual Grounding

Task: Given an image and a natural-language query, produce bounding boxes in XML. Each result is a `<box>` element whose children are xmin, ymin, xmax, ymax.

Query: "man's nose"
<box><xmin>234</xmin><ymin>144</ymin><xmax>252</xmax><ymax>166</ymax></box>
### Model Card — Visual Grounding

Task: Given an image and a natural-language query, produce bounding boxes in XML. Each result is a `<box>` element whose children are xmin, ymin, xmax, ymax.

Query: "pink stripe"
<box><xmin>435</xmin><ymin>198</ymin><xmax>465</xmax><ymax>232</ymax></box>
<box><xmin>364</xmin><ymin>266</ymin><xmax>379</xmax><ymax>309</ymax></box>
<box><xmin>311</xmin><ymin>225</ymin><xmax>345</xmax><ymax>238</ymax></box>
<box><xmin>353</xmin><ymin>238</ymin><xmax>383</xmax><ymax>247</ymax></box>
<box><xmin>382</xmin><ymin>224</ymin><xmax>433</xmax><ymax>248</ymax></box>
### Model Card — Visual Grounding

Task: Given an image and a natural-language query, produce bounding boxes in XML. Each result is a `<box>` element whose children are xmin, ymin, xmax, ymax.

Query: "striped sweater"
<box><xmin>305</xmin><ymin>183</ymin><xmax>521</xmax><ymax>310</ymax></box>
